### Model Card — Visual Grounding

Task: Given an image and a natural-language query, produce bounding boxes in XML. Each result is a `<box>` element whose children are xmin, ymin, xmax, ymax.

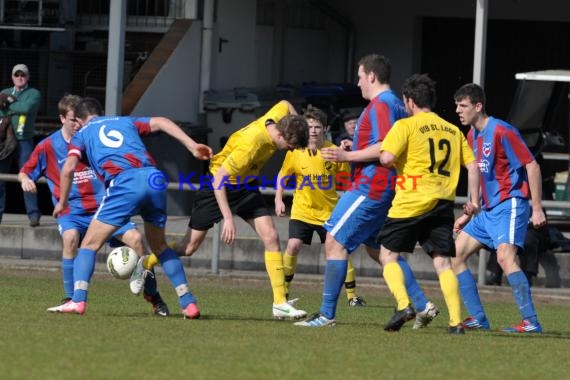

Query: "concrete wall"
<box><xmin>1</xmin><ymin>216</ymin><xmax>568</xmax><ymax>288</ymax></box>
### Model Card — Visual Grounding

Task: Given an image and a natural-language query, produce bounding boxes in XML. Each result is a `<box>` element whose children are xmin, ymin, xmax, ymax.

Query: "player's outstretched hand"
<box><xmin>321</xmin><ymin>146</ymin><xmax>347</xmax><ymax>162</ymax></box>
<box><xmin>192</xmin><ymin>144</ymin><xmax>213</xmax><ymax>160</ymax></box>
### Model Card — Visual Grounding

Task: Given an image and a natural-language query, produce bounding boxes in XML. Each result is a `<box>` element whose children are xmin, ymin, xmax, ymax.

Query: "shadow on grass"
<box><xmin>488</xmin><ymin>330</ymin><xmax>570</xmax><ymax>340</ymax></box>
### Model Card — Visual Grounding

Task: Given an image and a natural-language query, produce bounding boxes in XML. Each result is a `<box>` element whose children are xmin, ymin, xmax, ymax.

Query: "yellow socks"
<box><xmin>439</xmin><ymin>268</ymin><xmax>462</xmax><ymax>327</ymax></box>
<box><xmin>383</xmin><ymin>261</ymin><xmax>410</xmax><ymax>310</ymax></box>
<box><xmin>143</xmin><ymin>253</ymin><xmax>159</xmax><ymax>270</ymax></box>
<box><xmin>265</xmin><ymin>251</ymin><xmax>287</xmax><ymax>304</ymax></box>
<box><xmin>344</xmin><ymin>257</ymin><xmax>357</xmax><ymax>300</ymax></box>
<box><xmin>283</xmin><ymin>252</ymin><xmax>297</xmax><ymax>296</ymax></box>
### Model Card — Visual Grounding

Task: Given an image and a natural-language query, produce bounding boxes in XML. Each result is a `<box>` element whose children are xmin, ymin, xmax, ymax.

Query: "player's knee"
<box><xmin>286</xmin><ymin>241</ymin><xmax>301</xmax><ymax>256</ymax></box>
<box><xmin>61</xmin><ymin>234</ymin><xmax>79</xmax><ymax>250</ymax></box>
<box><xmin>261</xmin><ymin>228</ymin><xmax>280</xmax><ymax>249</ymax></box>
<box><xmin>123</xmin><ymin>230</ymin><xmax>145</xmax><ymax>255</ymax></box>
<box><xmin>497</xmin><ymin>254</ymin><xmax>518</xmax><ymax>273</ymax></box>
<box><xmin>183</xmin><ymin>242</ymin><xmax>199</xmax><ymax>256</ymax></box>
<box><xmin>433</xmin><ymin>255</ymin><xmax>452</xmax><ymax>274</ymax></box>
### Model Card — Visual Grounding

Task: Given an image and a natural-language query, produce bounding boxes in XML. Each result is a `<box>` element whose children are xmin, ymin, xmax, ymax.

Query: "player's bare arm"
<box><xmin>18</xmin><ymin>172</ymin><xmax>37</xmax><ymax>193</ymax></box>
<box><xmin>212</xmin><ymin>166</ymin><xmax>236</xmax><ymax>245</ymax></box>
<box><xmin>149</xmin><ymin>116</ymin><xmax>213</xmax><ymax>160</ymax></box>
<box><xmin>53</xmin><ymin>155</ymin><xmax>79</xmax><ymax>217</ymax></box>
<box><xmin>322</xmin><ymin>142</ymin><xmax>381</xmax><ymax>163</ymax></box>
<box><xmin>283</xmin><ymin>100</ymin><xmax>298</xmax><ymax>115</ymax></box>
<box><xmin>274</xmin><ymin>170</ymin><xmax>287</xmax><ymax>217</ymax></box>
<box><xmin>526</xmin><ymin>160</ymin><xmax>546</xmax><ymax>228</ymax></box>
<box><xmin>465</xmin><ymin>160</ymin><xmax>481</xmax><ymax>215</ymax></box>
<box><xmin>379</xmin><ymin>149</ymin><xmax>396</xmax><ymax>168</ymax></box>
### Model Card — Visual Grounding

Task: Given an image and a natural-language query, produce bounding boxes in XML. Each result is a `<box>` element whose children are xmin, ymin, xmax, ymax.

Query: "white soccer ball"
<box><xmin>106</xmin><ymin>246</ymin><xmax>138</xmax><ymax>280</ymax></box>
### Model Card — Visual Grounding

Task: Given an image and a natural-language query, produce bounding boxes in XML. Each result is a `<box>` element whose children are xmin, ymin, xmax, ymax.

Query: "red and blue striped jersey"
<box><xmin>467</xmin><ymin>117</ymin><xmax>534</xmax><ymax>210</ymax></box>
<box><xmin>21</xmin><ymin>129</ymin><xmax>103</xmax><ymax>215</ymax></box>
<box><xmin>68</xmin><ymin>116</ymin><xmax>156</xmax><ymax>184</ymax></box>
<box><xmin>351</xmin><ymin>89</ymin><xmax>407</xmax><ymax>200</ymax></box>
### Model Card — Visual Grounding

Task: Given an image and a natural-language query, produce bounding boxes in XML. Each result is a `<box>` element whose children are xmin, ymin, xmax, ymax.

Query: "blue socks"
<box><xmin>397</xmin><ymin>256</ymin><xmax>428</xmax><ymax>311</ymax></box>
<box><xmin>319</xmin><ymin>259</ymin><xmax>348</xmax><ymax>319</ymax></box>
<box><xmin>457</xmin><ymin>269</ymin><xmax>487</xmax><ymax>322</ymax></box>
<box><xmin>72</xmin><ymin>249</ymin><xmax>96</xmax><ymax>302</ymax></box>
<box><xmin>62</xmin><ymin>258</ymin><xmax>74</xmax><ymax>299</ymax></box>
<box><xmin>158</xmin><ymin>248</ymin><xmax>196</xmax><ymax>308</ymax></box>
<box><xmin>507</xmin><ymin>270</ymin><xmax>538</xmax><ymax>324</ymax></box>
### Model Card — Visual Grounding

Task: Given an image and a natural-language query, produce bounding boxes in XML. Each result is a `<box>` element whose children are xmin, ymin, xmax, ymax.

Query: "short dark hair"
<box><xmin>454</xmin><ymin>83</ymin><xmax>486</xmax><ymax>112</ymax></box>
<box><xmin>276</xmin><ymin>115</ymin><xmax>309</xmax><ymax>149</ymax></box>
<box><xmin>303</xmin><ymin>106</ymin><xmax>327</xmax><ymax>127</ymax></box>
<box><xmin>58</xmin><ymin>94</ymin><xmax>82</xmax><ymax>117</ymax></box>
<box><xmin>401</xmin><ymin>73</ymin><xmax>437</xmax><ymax>109</ymax></box>
<box><xmin>75</xmin><ymin>97</ymin><xmax>103</xmax><ymax>120</ymax></box>
<box><xmin>358</xmin><ymin>54</ymin><xmax>391</xmax><ymax>84</ymax></box>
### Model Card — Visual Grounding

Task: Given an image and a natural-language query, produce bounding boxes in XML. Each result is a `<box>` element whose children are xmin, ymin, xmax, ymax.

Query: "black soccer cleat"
<box><xmin>144</xmin><ymin>292</ymin><xmax>170</xmax><ymax>317</ymax></box>
<box><xmin>384</xmin><ymin>304</ymin><xmax>416</xmax><ymax>332</ymax></box>
<box><xmin>447</xmin><ymin>325</ymin><xmax>466</xmax><ymax>334</ymax></box>
<box><xmin>348</xmin><ymin>296</ymin><xmax>367</xmax><ymax>307</ymax></box>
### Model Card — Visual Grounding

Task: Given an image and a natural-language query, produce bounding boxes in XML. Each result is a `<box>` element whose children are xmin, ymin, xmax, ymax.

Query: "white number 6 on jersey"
<box><xmin>99</xmin><ymin>125</ymin><xmax>124</xmax><ymax>148</ymax></box>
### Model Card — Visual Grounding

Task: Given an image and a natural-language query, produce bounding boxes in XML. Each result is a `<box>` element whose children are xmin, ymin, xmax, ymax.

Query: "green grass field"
<box><xmin>1</xmin><ymin>267</ymin><xmax>569</xmax><ymax>380</ymax></box>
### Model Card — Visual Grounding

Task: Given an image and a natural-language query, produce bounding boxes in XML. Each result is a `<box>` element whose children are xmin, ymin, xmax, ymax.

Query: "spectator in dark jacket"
<box><xmin>0</xmin><ymin>64</ymin><xmax>41</xmax><ymax>226</ymax></box>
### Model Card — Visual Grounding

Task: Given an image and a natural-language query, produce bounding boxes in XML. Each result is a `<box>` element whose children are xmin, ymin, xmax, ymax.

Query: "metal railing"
<box><xmin>1</xmin><ymin>172</ymin><xmax>569</xmax><ymax>282</ymax></box>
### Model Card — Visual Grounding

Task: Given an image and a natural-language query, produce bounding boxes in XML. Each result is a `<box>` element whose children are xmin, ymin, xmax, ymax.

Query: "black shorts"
<box><xmin>376</xmin><ymin>200</ymin><xmax>456</xmax><ymax>257</ymax></box>
<box><xmin>289</xmin><ymin>219</ymin><xmax>326</xmax><ymax>245</ymax></box>
<box><xmin>189</xmin><ymin>180</ymin><xmax>271</xmax><ymax>231</ymax></box>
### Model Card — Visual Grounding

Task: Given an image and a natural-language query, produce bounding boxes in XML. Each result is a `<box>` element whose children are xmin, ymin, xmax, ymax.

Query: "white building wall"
<box><xmin>131</xmin><ymin>21</ymin><xmax>203</xmax><ymax>123</ymax></box>
<box><xmin>131</xmin><ymin>0</ymin><xmax>570</xmax><ymax>121</ymax></box>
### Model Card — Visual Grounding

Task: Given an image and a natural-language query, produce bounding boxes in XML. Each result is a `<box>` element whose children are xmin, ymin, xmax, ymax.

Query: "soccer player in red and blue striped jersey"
<box><xmin>296</xmin><ymin>55</ymin><xmax>437</xmax><ymax>327</ymax></box>
<box><xmin>19</xmin><ymin>95</ymin><xmax>167</xmax><ymax>315</ymax></box>
<box><xmin>453</xmin><ymin>83</ymin><xmax>546</xmax><ymax>333</ymax></box>
<box><xmin>53</xmin><ymin>97</ymin><xmax>212</xmax><ymax>317</ymax></box>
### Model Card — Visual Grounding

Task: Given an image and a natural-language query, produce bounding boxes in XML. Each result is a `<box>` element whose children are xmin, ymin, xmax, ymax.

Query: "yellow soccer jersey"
<box><xmin>209</xmin><ymin>101</ymin><xmax>290</xmax><ymax>184</ymax></box>
<box><xmin>279</xmin><ymin>141</ymin><xmax>350</xmax><ymax>225</ymax></box>
<box><xmin>381</xmin><ymin>111</ymin><xmax>475</xmax><ymax>218</ymax></box>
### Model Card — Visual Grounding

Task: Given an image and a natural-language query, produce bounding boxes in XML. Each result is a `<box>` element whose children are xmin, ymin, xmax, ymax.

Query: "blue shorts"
<box><xmin>57</xmin><ymin>213</ymin><xmax>137</xmax><ymax>246</ymax></box>
<box><xmin>324</xmin><ymin>190</ymin><xmax>392</xmax><ymax>253</ymax></box>
<box><xmin>95</xmin><ymin>167</ymin><xmax>167</xmax><ymax>228</ymax></box>
<box><xmin>463</xmin><ymin>197</ymin><xmax>530</xmax><ymax>250</ymax></box>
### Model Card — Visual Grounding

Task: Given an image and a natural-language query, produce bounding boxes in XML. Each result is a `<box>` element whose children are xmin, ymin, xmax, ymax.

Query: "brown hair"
<box><xmin>75</xmin><ymin>97</ymin><xmax>104</xmax><ymax>120</ymax></box>
<box><xmin>276</xmin><ymin>115</ymin><xmax>309</xmax><ymax>148</ymax></box>
<box><xmin>58</xmin><ymin>94</ymin><xmax>82</xmax><ymax>117</ymax></box>
<box><xmin>303</xmin><ymin>106</ymin><xmax>327</xmax><ymax>127</ymax></box>
<box><xmin>358</xmin><ymin>54</ymin><xmax>391</xmax><ymax>84</ymax></box>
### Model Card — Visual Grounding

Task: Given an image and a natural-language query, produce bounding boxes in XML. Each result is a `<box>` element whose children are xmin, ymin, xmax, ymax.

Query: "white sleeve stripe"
<box><xmin>68</xmin><ymin>148</ymin><xmax>82</xmax><ymax>158</ymax></box>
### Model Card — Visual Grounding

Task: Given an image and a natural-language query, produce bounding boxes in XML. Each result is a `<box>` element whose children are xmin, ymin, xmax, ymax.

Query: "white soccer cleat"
<box><xmin>287</xmin><ymin>297</ymin><xmax>300</xmax><ymax>306</ymax></box>
<box><xmin>129</xmin><ymin>256</ymin><xmax>151</xmax><ymax>295</ymax></box>
<box><xmin>412</xmin><ymin>301</ymin><xmax>440</xmax><ymax>329</ymax></box>
<box><xmin>272</xmin><ymin>302</ymin><xmax>307</xmax><ymax>320</ymax></box>
<box><xmin>294</xmin><ymin>313</ymin><xmax>336</xmax><ymax>327</ymax></box>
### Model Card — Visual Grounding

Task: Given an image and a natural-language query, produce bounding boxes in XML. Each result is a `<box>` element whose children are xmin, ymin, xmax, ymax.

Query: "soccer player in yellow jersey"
<box><xmin>377</xmin><ymin>74</ymin><xmax>480</xmax><ymax>333</ymax></box>
<box><xmin>170</xmin><ymin>100</ymin><xmax>310</xmax><ymax>319</ymax></box>
<box><xmin>274</xmin><ymin>107</ymin><xmax>366</xmax><ymax>306</ymax></box>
